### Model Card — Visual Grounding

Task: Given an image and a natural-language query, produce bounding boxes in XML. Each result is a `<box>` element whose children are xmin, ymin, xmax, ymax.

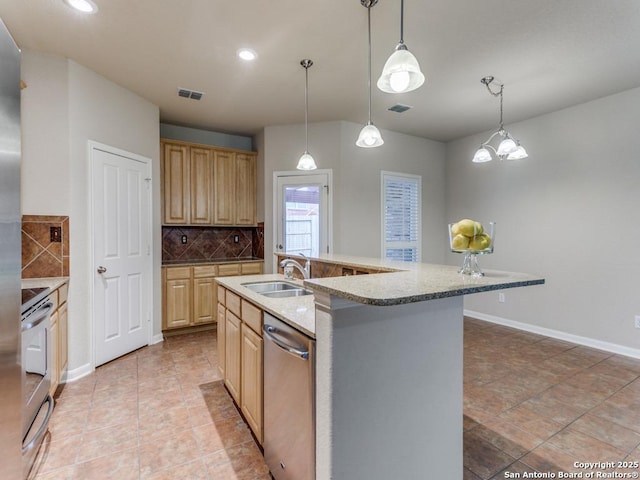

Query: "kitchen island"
<box><xmin>217</xmin><ymin>255</ymin><xmax>544</xmax><ymax>480</ymax></box>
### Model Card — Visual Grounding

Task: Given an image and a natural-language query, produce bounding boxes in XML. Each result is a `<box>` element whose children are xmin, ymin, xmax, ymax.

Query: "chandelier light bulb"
<box><xmin>356</xmin><ymin>124</ymin><xmax>384</xmax><ymax>148</ymax></box>
<box><xmin>472</xmin><ymin>147</ymin><xmax>492</xmax><ymax>163</ymax></box>
<box><xmin>506</xmin><ymin>144</ymin><xmax>528</xmax><ymax>160</ymax></box>
<box><xmin>496</xmin><ymin>138</ymin><xmax>517</xmax><ymax>157</ymax></box>
<box><xmin>297</xmin><ymin>152</ymin><xmax>317</xmax><ymax>170</ymax></box>
<box><xmin>378</xmin><ymin>48</ymin><xmax>425</xmax><ymax>93</ymax></box>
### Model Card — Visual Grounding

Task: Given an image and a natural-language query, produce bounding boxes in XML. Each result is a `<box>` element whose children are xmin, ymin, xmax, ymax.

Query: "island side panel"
<box><xmin>315</xmin><ymin>294</ymin><xmax>464</xmax><ymax>480</ymax></box>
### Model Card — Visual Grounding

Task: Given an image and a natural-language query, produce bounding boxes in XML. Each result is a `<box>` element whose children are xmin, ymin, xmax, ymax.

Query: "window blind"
<box><xmin>382</xmin><ymin>172</ymin><xmax>421</xmax><ymax>262</ymax></box>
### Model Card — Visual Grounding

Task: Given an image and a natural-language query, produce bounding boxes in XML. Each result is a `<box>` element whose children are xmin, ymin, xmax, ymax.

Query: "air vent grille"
<box><xmin>388</xmin><ymin>104</ymin><xmax>411</xmax><ymax>113</ymax></box>
<box><xmin>177</xmin><ymin>88</ymin><xmax>205</xmax><ymax>100</ymax></box>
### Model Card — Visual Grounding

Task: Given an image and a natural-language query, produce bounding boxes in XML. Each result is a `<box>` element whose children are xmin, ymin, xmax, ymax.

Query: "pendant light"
<box><xmin>357</xmin><ymin>0</ymin><xmax>384</xmax><ymax>148</ymax></box>
<box><xmin>297</xmin><ymin>59</ymin><xmax>317</xmax><ymax>170</ymax></box>
<box><xmin>377</xmin><ymin>0</ymin><xmax>424</xmax><ymax>94</ymax></box>
<box><xmin>472</xmin><ymin>76</ymin><xmax>528</xmax><ymax>163</ymax></box>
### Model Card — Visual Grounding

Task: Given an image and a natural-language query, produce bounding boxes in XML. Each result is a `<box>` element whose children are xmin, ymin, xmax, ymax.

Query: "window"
<box><xmin>382</xmin><ymin>171</ymin><xmax>421</xmax><ymax>262</ymax></box>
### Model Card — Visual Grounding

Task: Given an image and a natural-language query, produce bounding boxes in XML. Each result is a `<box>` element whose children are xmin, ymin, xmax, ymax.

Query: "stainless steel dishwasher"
<box><xmin>263</xmin><ymin>313</ymin><xmax>315</xmax><ymax>480</ymax></box>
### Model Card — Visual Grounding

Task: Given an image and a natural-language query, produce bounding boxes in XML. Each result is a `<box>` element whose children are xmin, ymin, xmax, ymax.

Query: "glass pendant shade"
<box><xmin>496</xmin><ymin>137</ymin><xmax>517</xmax><ymax>157</ymax></box>
<box><xmin>377</xmin><ymin>47</ymin><xmax>425</xmax><ymax>93</ymax></box>
<box><xmin>356</xmin><ymin>123</ymin><xmax>384</xmax><ymax>148</ymax></box>
<box><xmin>506</xmin><ymin>144</ymin><xmax>528</xmax><ymax>160</ymax></box>
<box><xmin>472</xmin><ymin>147</ymin><xmax>492</xmax><ymax>163</ymax></box>
<box><xmin>297</xmin><ymin>151</ymin><xmax>317</xmax><ymax>170</ymax></box>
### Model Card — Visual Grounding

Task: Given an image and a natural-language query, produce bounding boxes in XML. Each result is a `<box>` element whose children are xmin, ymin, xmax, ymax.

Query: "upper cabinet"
<box><xmin>161</xmin><ymin>139</ymin><xmax>257</xmax><ymax>226</ymax></box>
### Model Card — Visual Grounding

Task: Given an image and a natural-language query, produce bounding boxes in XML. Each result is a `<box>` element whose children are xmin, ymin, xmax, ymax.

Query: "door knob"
<box><xmin>97</xmin><ymin>266</ymin><xmax>107</xmax><ymax>274</ymax></box>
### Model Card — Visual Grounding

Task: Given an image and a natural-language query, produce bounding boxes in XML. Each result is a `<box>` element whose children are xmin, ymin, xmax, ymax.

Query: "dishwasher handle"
<box><xmin>263</xmin><ymin>324</ymin><xmax>309</xmax><ymax>360</ymax></box>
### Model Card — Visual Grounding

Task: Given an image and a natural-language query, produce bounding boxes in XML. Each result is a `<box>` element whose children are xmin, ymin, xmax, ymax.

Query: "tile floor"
<box><xmin>29</xmin><ymin>318</ymin><xmax>640</xmax><ymax>480</ymax></box>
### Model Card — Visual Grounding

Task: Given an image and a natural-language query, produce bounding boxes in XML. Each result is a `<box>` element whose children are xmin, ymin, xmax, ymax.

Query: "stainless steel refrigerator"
<box><xmin>0</xmin><ymin>17</ymin><xmax>23</xmax><ymax>480</ymax></box>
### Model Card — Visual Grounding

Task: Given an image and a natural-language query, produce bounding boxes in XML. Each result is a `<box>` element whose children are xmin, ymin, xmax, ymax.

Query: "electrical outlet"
<box><xmin>498</xmin><ymin>293</ymin><xmax>506</xmax><ymax>303</ymax></box>
<box><xmin>635</xmin><ymin>316</ymin><xmax>640</xmax><ymax>329</ymax></box>
<box><xmin>233</xmin><ymin>235</ymin><xmax>239</xmax><ymax>244</ymax></box>
<box><xmin>181</xmin><ymin>235</ymin><xmax>187</xmax><ymax>244</ymax></box>
<box><xmin>50</xmin><ymin>226</ymin><xmax>62</xmax><ymax>243</ymax></box>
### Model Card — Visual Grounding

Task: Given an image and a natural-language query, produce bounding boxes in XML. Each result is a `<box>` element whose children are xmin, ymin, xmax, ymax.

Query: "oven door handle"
<box><xmin>21</xmin><ymin>302</ymin><xmax>53</xmax><ymax>332</ymax></box>
<box><xmin>22</xmin><ymin>395</ymin><xmax>54</xmax><ymax>455</ymax></box>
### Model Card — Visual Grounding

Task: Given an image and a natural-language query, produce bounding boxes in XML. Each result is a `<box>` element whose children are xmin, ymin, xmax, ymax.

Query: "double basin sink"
<box><xmin>242</xmin><ymin>280</ymin><xmax>313</xmax><ymax>298</ymax></box>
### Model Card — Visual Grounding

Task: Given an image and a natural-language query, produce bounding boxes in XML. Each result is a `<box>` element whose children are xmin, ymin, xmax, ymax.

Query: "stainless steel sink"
<box><xmin>261</xmin><ymin>288</ymin><xmax>313</xmax><ymax>298</ymax></box>
<box><xmin>242</xmin><ymin>281</ymin><xmax>313</xmax><ymax>298</ymax></box>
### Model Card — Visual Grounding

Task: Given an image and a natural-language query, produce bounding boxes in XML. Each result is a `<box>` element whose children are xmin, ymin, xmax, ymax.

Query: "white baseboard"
<box><xmin>465</xmin><ymin>309</ymin><xmax>640</xmax><ymax>360</ymax></box>
<box><xmin>65</xmin><ymin>363</ymin><xmax>94</xmax><ymax>383</ymax></box>
<box><xmin>151</xmin><ymin>334</ymin><xmax>164</xmax><ymax>345</ymax></box>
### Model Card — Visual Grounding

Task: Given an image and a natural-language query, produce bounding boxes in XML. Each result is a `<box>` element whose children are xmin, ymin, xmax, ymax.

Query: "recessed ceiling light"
<box><xmin>237</xmin><ymin>48</ymin><xmax>257</xmax><ymax>61</ymax></box>
<box><xmin>63</xmin><ymin>0</ymin><xmax>98</xmax><ymax>14</ymax></box>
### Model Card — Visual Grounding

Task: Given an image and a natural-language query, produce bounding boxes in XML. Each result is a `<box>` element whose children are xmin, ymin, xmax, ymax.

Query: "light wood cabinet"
<box><xmin>241</xmin><ymin>323</ymin><xmax>263</xmax><ymax>443</ymax></box>
<box><xmin>225</xmin><ymin>310</ymin><xmax>242</xmax><ymax>403</ymax></box>
<box><xmin>213</xmin><ymin>150</ymin><xmax>235</xmax><ymax>225</ymax></box>
<box><xmin>162</xmin><ymin>143</ymin><xmax>190</xmax><ymax>224</ymax></box>
<box><xmin>163</xmin><ymin>267</ymin><xmax>192</xmax><ymax>330</ymax></box>
<box><xmin>190</xmin><ymin>147</ymin><xmax>214</xmax><ymax>224</ymax></box>
<box><xmin>217</xmin><ymin>301</ymin><xmax>226</xmax><ymax>379</ymax></box>
<box><xmin>161</xmin><ymin>139</ymin><xmax>257</xmax><ymax>226</ymax></box>
<box><xmin>193</xmin><ymin>265</ymin><xmax>217</xmax><ymax>325</ymax></box>
<box><xmin>162</xmin><ymin>262</ymin><xmax>263</xmax><ymax>332</ymax></box>
<box><xmin>49</xmin><ymin>281</ymin><xmax>69</xmax><ymax>396</ymax></box>
<box><xmin>217</xmin><ymin>286</ymin><xmax>264</xmax><ymax>443</ymax></box>
<box><xmin>50</xmin><ymin>311</ymin><xmax>59</xmax><ymax>395</ymax></box>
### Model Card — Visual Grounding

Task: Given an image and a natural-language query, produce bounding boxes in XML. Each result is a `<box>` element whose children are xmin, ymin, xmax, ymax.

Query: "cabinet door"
<box><xmin>235</xmin><ymin>153</ymin><xmax>256</xmax><ymax>225</ymax></box>
<box><xmin>162</xmin><ymin>143</ymin><xmax>190</xmax><ymax>224</ymax></box>
<box><xmin>165</xmin><ymin>279</ymin><xmax>192</xmax><ymax>329</ymax></box>
<box><xmin>213</xmin><ymin>150</ymin><xmax>235</xmax><ymax>225</ymax></box>
<box><xmin>190</xmin><ymin>147</ymin><xmax>214</xmax><ymax>224</ymax></box>
<box><xmin>193</xmin><ymin>276</ymin><xmax>216</xmax><ymax>325</ymax></box>
<box><xmin>217</xmin><ymin>302</ymin><xmax>226</xmax><ymax>379</ymax></box>
<box><xmin>59</xmin><ymin>302</ymin><xmax>68</xmax><ymax>376</ymax></box>
<box><xmin>50</xmin><ymin>311</ymin><xmax>59</xmax><ymax>396</ymax></box>
<box><xmin>224</xmin><ymin>310</ymin><xmax>241</xmax><ymax>403</ymax></box>
<box><xmin>241</xmin><ymin>323</ymin><xmax>263</xmax><ymax>444</ymax></box>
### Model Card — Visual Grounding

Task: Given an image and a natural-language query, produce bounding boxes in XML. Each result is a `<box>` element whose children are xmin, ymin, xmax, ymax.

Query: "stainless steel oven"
<box><xmin>21</xmin><ymin>287</ymin><xmax>55</xmax><ymax>478</ymax></box>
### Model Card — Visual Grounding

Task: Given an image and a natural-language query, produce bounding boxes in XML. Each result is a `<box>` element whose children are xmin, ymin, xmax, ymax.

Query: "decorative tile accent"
<box><xmin>22</xmin><ymin>215</ymin><xmax>70</xmax><ymax>278</ymax></box>
<box><xmin>252</xmin><ymin>222</ymin><xmax>264</xmax><ymax>259</ymax></box>
<box><xmin>162</xmin><ymin>226</ymin><xmax>263</xmax><ymax>263</ymax></box>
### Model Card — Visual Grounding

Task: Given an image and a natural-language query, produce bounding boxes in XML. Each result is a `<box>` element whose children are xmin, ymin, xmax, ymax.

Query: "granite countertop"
<box><xmin>162</xmin><ymin>257</ymin><xmax>264</xmax><ymax>267</ymax></box>
<box><xmin>218</xmin><ymin>255</ymin><xmax>544</xmax><ymax>336</ymax></box>
<box><xmin>22</xmin><ymin>277</ymin><xmax>69</xmax><ymax>291</ymax></box>
<box><xmin>278</xmin><ymin>253</ymin><xmax>544</xmax><ymax>306</ymax></box>
<box><xmin>215</xmin><ymin>274</ymin><xmax>316</xmax><ymax>338</ymax></box>
<box><xmin>305</xmin><ymin>263</ymin><xmax>544</xmax><ymax>306</ymax></box>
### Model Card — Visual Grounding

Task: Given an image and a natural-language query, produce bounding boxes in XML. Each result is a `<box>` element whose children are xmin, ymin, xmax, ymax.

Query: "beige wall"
<box><xmin>21</xmin><ymin>51</ymin><xmax>160</xmax><ymax>375</ymax></box>
<box><xmin>262</xmin><ymin>120</ymin><xmax>447</xmax><ymax>272</ymax></box>
<box><xmin>445</xmin><ymin>86</ymin><xmax>640</xmax><ymax>353</ymax></box>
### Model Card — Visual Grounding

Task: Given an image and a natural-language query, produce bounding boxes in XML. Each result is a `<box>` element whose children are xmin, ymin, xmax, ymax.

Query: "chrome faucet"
<box><xmin>280</xmin><ymin>254</ymin><xmax>311</xmax><ymax>279</ymax></box>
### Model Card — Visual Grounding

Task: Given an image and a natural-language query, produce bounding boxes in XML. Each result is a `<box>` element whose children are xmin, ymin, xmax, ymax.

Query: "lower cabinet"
<box><xmin>218</xmin><ymin>286</ymin><xmax>264</xmax><ymax>444</ymax></box>
<box><xmin>240</xmin><ymin>323</ymin><xmax>263</xmax><ymax>444</ymax></box>
<box><xmin>163</xmin><ymin>261</ymin><xmax>263</xmax><ymax>332</ymax></box>
<box><xmin>50</xmin><ymin>281</ymin><xmax>69</xmax><ymax>396</ymax></box>
<box><xmin>225</xmin><ymin>310</ymin><xmax>242</xmax><ymax>402</ymax></box>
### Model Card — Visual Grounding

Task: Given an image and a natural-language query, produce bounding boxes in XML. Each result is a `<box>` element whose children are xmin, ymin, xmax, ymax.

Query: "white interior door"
<box><xmin>275</xmin><ymin>171</ymin><xmax>332</xmax><ymax>268</ymax></box>
<box><xmin>91</xmin><ymin>143</ymin><xmax>151</xmax><ymax>367</ymax></box>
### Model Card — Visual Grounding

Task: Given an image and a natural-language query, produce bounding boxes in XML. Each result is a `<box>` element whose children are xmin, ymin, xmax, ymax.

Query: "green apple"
<box><xmin>474</xmin><ymin>221</ymin><xmax>484</xmax><ymax>235</ymax></box>
<box><xmin>450</xmin><ymin>223</ymin><xmax>461</xmax><ymax>236</ymax></box>
<box><xmin>452</xmin><ymin>234</ymin><xmax>470</xmax><ymax>250</ymax></box>
<box><xmin>469</xmin><ymin>233</ymin><xmax>492</xmax><ymax>251</ymax></box>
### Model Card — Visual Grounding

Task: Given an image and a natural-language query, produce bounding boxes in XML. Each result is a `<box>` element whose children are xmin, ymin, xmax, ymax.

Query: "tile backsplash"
<box><xmin>162</xmin><ymin>226</ymin><xmax>263</xmax><ymax>263</ymax></box>
<box><xmin>22</xmin><ymin>215</ymin><xmax>70</xmax><ymax>278</ymax></box>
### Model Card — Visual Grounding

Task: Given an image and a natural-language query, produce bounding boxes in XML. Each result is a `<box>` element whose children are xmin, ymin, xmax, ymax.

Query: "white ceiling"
<box><xmin>3</xmin><ymin>0</ymin><xmax>640</xmax><ymax>142</ymax></box>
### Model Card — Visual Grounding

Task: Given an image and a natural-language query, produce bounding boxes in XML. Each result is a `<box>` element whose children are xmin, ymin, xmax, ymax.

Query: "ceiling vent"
<box><xmin>177</xmin><ymin>88</ymin><xmax>205</xmax><ymax>100</ymax></box>
<box><xmin>388</xmin><ymin>104</ymin><xmax>412</xmax><ymax>113</ymax></box>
